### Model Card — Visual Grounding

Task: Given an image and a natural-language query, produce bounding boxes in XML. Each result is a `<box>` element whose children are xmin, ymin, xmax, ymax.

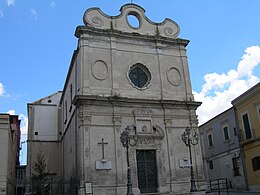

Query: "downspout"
<box><xmin>233</xmin><ymin>106</ymin><xmax>249</xmax><ymax>190</ymax></box>
<box><xmin>179</xmin><ymin>42</ymin><xmax>201</xmax><ymax>186</ymax></box>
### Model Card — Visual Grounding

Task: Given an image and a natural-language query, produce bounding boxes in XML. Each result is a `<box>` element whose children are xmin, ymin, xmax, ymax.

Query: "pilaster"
<box><xmin>78</xmin><ymin>105</ymin><xmax>92</xmax><ymax>195</ymax></box>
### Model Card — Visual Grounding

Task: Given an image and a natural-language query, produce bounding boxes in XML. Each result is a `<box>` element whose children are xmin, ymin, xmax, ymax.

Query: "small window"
<box><xmin>233</xmin><ymin>127</ymin><xmax>237</xmax><ymax>136</ymax></box>
<box><xmin>208</xmin><ymin>134</ymin><xmax>214</xmax><ymax>147</ymax></box>
<box><xmin>64</xmin><ymin>101</ymin><xmax>67</xmax><ymax>124</ymax></box>
<box><xmin>223</xmin><ymin>126</ymin><xmax>229</xmax><ymax>141</ymax></box>
<box><xmin>209</xmin><ymin>160</ymin><xmax>214</xmax><ymax>169</ymax></box>
<box><xmin>242</xmin><ymin>113</ymin><xmax>252</xmax><ymax>139</ymax></box>
<box><xmin>232</xmin><ymin>157</ymin><xmax>240</xmax><ymax>176</ymax></box>
<box><xmin>69</xmin><ymin>84</ymin><xmax>73</xmax><ymax>112</ymax></box>
<box><xmin>128</xmin><ymin>64</ymin><xmax>151</xmax><ymax>89</ymax></box>
<box><xmin>252</xmin><ymin>156</ymin><xmax>260</xmax><ymax>171</ymax></box>
<box><xmin>257</xmin><ymin>106</ymin><xmax>260</xmax><ymax>125</ymax></box>
<box><xmin>34</xmin><ymin>132</ymin><xmax>38</xmax><ymax>135</ymax></box>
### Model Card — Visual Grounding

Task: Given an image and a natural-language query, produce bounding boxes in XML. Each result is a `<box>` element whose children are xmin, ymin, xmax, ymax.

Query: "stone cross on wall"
<box><xmin>98</xmin><ymin>138</ymin><xmax>108</xmax><ymax>160</ymax></box>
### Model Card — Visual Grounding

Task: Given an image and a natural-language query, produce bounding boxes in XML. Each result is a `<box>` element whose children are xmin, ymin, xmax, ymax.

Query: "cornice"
<box><xmin>232</xmin><ymin>82</ymin><xmax>260</xmax><ymax>106</ymax></box>
<box><xmin>75</xmin><ymin>26</ymin><xmax>189</xmax><ymax>47</ymax></box>
<box><xmin>73</xmin><ymin>95</ymin><xmax>201</xmax><ymax>108</ymax></box>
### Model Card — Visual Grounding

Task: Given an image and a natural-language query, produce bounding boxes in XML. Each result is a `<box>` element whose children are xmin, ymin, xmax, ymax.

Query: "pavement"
<box><xmin>205</xmin><ymin>192</ymin><xmax>260</xmax><ymax>195</ymax></box>
<box><xmin>165</xmin><ymin>190</ymin><xmax>260</xmax><ymax>195</ymax></box>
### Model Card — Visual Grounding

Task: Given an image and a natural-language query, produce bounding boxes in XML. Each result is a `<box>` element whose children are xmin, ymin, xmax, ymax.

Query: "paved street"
<box><xmin>165</xmin><ymin>190</ymin><xmax>260</xmax><ymax>195</ymax></box>
<box><xmin>205</xmin><ymin>192</ymin><xmax>260</xmax><ymax>195</ymax></box>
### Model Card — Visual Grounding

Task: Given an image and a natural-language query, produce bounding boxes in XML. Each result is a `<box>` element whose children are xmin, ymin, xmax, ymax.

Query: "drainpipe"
<box><xmin>233</xmin><ymin>106</ymin><xmax>249</xmax><ymax>190</ymax></box>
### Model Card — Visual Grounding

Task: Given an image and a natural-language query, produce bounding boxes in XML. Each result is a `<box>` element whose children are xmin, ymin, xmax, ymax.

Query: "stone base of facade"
<box><xmin>77</xmin><ymin>182</ymin><xmax>208</xmax><ymax>195</ymax></box>
<box><xmin>77</xmin><ymin>185</ymin><xmax>141</xmax><ymax>195</ymax></box>
<box><xmin>170</xmin><ymin>180</ymin><xmax>207</xmax><ymax>194</ymax></box>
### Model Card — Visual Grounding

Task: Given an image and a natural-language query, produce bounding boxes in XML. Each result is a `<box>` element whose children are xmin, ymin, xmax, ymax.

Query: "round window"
<box><xmin>127</xmin><ymin>11</ymin><xmax>140</xmax><ymax>29</ymax></box>
<box><xmin>128</xmin><ymin>64</ymin><xmax>151</xmax><ymax>89</ymax></box>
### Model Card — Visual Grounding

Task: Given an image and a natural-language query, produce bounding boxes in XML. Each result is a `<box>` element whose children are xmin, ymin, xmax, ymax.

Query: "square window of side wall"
<box><xmin>252</xmin><ymin>156</ymin><xmax>260</xmax><ymax>171</ymax></box>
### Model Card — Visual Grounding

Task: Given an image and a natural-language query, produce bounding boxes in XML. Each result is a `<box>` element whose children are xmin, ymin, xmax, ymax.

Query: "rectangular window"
<box><xmin>17</xmin><ymin>170</ymin><xmax>22</xmax><ymax>180</ymax></box>
<box><xmin>242</xmin><ymin>113</ymin><xmax>252</xmax><ymax>139</ymax></box>
<box><xmin>208</xmin><ymin>134</ymin><xmax>213</xmax><ymax>147</ymax></box>
<box><xmin>64</xmin><ymin>101</ymin><xmax>67</xmax><ymax>124</ymax></box>
<box><xmin>223</xmin><ymin>126</ymin><xmax>229</xmax><ymax>141</ymax></box>
<box><xmin>69</xmin><ymin>84</ymin><xmax>73</xmax><ymax>112</ymax></box>
<box><xmin>209</xmin><ymin>160</ymin><xmax>214</xmax><ymax>170</ymax></box>
<box><xmin>258</xmin><ymin>106</ymin><xmax>260</xmax><ymax>125</ymax></box>
<box><xmin>232</xmin><ymin>157</ymin><xmax>240</xmax><ymax>176</ymax></box>
<box><xmin>233</xmin><ymin>127</ymin><xmax>237</xmax><ymax>136</ymax></box>
<box><xmin>252</xmin><ymin>156</ymin><xmax>260</xmax><ymax>171</ymax></box>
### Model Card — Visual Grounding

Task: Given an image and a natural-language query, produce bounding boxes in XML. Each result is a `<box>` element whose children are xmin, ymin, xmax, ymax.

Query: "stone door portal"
<box><xmin>136</xmin><ymin>150</ymin><xmax>158</xmax><ymax>193</ymax></box>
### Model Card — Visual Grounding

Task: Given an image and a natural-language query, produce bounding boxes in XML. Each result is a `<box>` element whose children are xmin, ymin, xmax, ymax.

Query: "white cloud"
<box><xmin>194</xmin><ymin>45</ymin><xmax>260</xmax><ymax>125</ymax></box>
<box><xmin>50</xmin><ymin>2</ymin><xmax>56</xmax><ymax>8</ymax></box>
<box><xmin>7</xmin><ymin>109</ymin><xmax>16</xmax><ymax>115</ymax></box>
<box><xmin>7</xmin><ymin>110</ymin><xmax>28</xmax><ymax>135</ymax></box>
<box><xmin>6</xmin><ymin>0</ymin><xmax>15</xmax><ymax>6</ymax></box>
<box><xmin>30</xmin><ymin>9</ymin><xmax>38</xmax><ymax>20</ymax></box>
<box><xmin>0</xmin><ymin>9</ymin><xmax>3</xmax><ymax>18</ymax></box>
<box><xmin>0</xmin><ymin>82</ymin><xmax>4</xmax><ymax>96</ymax></box>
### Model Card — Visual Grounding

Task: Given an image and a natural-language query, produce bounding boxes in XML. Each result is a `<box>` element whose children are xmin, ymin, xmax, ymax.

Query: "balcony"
<box><xmin>239</xmin><ymin>129</ymin><xmax>258</xmax><ymax>145</ymax></box>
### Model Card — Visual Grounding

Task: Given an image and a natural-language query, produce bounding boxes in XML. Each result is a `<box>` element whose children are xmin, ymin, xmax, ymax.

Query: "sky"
<box><xmin>0</xmin><ymin>0</ymin><xmax>259</xmax><ymax>165</ymax></box>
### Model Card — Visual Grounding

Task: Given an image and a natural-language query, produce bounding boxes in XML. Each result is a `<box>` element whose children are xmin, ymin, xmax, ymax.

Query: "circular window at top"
<box><xmin>127</xmin><ymin>12</ymin><xmax>140</xmax><ymax>29</ymax></box>
<box><xmin>128</xmin><ymin>64</ymin><xmax>151</xmax><ymax>89</ymax></box>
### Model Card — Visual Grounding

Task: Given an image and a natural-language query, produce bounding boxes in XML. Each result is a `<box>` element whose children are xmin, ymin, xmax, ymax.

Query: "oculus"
<box><xmin>92</xmin><ymin>60</ymin><xmax>109</xmax><ymax>80</ymax></box>
<box><xmin>128</xmin><ymin>63</ymin><xmax>151</xmax><ymax>89</ymax></box>
<box><xmin>127</xmin><ymin>11</ymin><xmax>140</xmax><ymax>29</ymax></box>
<box><xmin>167</xmin><ymin>67</ymin><xmax>181</xmax><ymax>86</ymax></box>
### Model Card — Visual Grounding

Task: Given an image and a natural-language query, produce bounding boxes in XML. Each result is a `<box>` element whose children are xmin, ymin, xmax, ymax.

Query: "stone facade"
<box><xmin>60</xmin><ymin>4</ymin><xmax>205</xmax><ymax>195</ymax></box>
<box><xmin>199</xmin><ymin>107</ymin><xmax>247</xmax><ymax>190</ymax></box>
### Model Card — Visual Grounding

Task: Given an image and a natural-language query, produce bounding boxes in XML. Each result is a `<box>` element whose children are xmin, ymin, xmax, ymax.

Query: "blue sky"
<box><xmin>0</xmin><ymin>0</ymin><xmax>260</xmax><ymax>165</ymax></box>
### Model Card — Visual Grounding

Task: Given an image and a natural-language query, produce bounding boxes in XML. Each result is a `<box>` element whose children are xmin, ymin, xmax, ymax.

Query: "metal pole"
<box><xmin>218</xmin><ymin>179</ymin><xmax>220</xmax><ymax>195</ymax></box>
<box><xmin>188</xmin><ymin>136</ymin><xmax>197</xmax><ymax>192</ymax></box>
<box><xmin>182</xmin><ymin>128</ymin><xmax>197</xmax><ymax>192</ymax></box>
<box><xmin>126</xmin><ymin>132</ymin><xmax>134</xmax><ymax>195</ymax></box>
<box><xmin>226</xmin><ymin>178</ymin><xmax>229</xmax><ymax>195</ymax></box>
<box><xmin>121</xmin><ymin>126</ymin><xmax>137</xmax><ymax>195</ymax></box>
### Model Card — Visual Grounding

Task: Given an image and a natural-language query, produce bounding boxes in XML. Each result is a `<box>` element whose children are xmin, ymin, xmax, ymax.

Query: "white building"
<box><xmin>26</xmin><ymin>91</ymin><xmax>62</xmax><ymax>194</ymax></box>
<box><xmin>199</xmin><ymin>108</ymin><xmax>247</xmax><ymax>190</ymax></box>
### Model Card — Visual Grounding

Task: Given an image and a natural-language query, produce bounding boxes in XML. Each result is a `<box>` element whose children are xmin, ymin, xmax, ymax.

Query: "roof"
<box><xmin>29</xmin><ymin>91</ymin><xmax>62</xmax><ymax>105</ymax></box>
<box><xmin>231</xmin><ymin>82</ymin><xmax>260</xmax><ymax>105</ymax></box>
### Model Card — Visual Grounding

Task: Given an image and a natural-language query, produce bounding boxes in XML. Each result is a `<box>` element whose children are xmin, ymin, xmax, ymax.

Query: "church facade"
<box><xmin>60</xmin><ymin>4</ymin><xmax>205</xmax><ymax>194</ymax></box>
<box><xmin>27</xmin><ymin>4</ymin><xmax>205</xmax><ymax>195</ymax></box>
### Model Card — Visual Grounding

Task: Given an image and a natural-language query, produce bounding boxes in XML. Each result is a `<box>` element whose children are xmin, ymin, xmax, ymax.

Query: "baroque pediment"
<box><xmin>83</xmin><ymin>4</ymin><xmax>180</xmax><ymax>38</ymax></box>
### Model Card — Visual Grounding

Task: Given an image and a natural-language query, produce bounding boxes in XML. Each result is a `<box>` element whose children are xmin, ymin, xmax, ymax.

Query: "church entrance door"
<box><xmin>136</xmin><ymin>150</ymin><xmax>158</xmax><ymax>193</ymax></box>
